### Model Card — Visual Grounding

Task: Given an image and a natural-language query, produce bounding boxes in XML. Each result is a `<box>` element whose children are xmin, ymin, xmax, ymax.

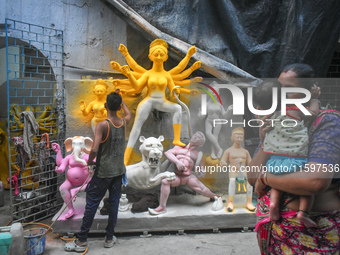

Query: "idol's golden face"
<box><xmin>149</xmin><ymin>48</ymin><xmax>168</xmax><ymax>63</ymax></box>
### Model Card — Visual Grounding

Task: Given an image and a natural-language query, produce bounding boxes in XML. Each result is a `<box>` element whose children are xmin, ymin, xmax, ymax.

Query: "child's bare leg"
<box><xmin>297</xmin><ymin>195</ymin><xmax>317</xmax><ymax>228</ymax></box>
<box><xmin>269</xmin><ymin>188</ymin><xmax>281</xmax><ymax>221</ymax></box>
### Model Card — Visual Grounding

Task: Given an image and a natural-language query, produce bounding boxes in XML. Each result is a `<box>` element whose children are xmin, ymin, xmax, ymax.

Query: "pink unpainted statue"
<box><xmin>52</xmin><ymin>136</ymin><xmax>93</xmax><ymax>220</ymax></box>
<box><xmin>148</xmin><ymin>131</ymin><xmax>223</xmax><ymax>215</ymax></box>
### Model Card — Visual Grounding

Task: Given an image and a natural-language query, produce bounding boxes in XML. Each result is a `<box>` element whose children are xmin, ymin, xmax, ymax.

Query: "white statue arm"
<box><xmin>149</xmin><ymin>171</ymin><xmax>176</xmax><ymax>184</ymax></box>
<box><xmin>194</xmin><ymin>151</ymin><xmax>205</xmax><ymax>178</ymax></box>
<box><xmin>222</xmin><ymin>105</ymin><xmax>233</xmax><ymax>118</ymax></box>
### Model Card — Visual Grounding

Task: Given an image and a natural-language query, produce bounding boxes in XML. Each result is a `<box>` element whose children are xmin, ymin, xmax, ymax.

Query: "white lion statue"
<box><xmin>125</xmin><ymin>135</ymin><xmax>176</xmax><ymax>190</ymax></box>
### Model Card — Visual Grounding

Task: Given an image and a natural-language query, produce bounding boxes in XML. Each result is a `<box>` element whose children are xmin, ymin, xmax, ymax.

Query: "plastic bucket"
<box><xmin>0</xmin><ymin>232</ymin><xmax>12</xmax><ymax>255</ymax></box>
<box><xmin>24</xmin><ymin>228</ymin><xmax>47</xmax><ymax>255</ymax></box>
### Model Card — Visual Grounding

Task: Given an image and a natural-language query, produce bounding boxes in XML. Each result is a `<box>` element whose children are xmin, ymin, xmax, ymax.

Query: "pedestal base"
<box><xmin>204</xmin><ymin>156</ymin><xmax>220</xmax><ymax>166</ymax></box>
<box><xmin>52</xmin><ymin>192</ymin><xmax>256</xmax><ymax>234</ymax></box>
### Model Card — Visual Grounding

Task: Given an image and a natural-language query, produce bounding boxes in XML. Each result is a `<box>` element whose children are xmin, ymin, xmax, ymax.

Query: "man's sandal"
<box><xmin>65</xmin><ymin>240</ymin><xmax>87</xmax><ymax>252</ymax></box>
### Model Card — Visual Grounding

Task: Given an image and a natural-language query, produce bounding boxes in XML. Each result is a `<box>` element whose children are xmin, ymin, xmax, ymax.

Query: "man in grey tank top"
<box><xmin>66</xmin><ymin>91</ymin><xmax>131</xmax><ymax>252</ymax></box>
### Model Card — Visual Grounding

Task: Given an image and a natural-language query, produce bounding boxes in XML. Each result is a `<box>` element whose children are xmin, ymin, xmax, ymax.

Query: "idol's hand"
<box><xmin>121</xmin><ymin>65</ymin><xmax>131</xmax><ymax>77</ymax></box>
<box><xmin>187</xmin><ymin>46</ymin><xmax>197</xmax><ymax>57</ymax></box>
<box><xmin>192</xmin><ymin>61</ymin><xmax>201</xmax><ymax>70</ymax></box>
<box><xmin>190</xmin><ymin>89</ymin><xmax>199</xmax><ymax>96</ymax></box>
<box><xmin>110</xmin><ymin>61</ymin><xmax>122</xmax><ymax>72</ymax></box>
<box><xmin>175</xmin><ymin>161</ymin><xmax>186</xmax><ymax>171</ymax></box>
<box><xmin>119</xmin><ymin>44</ymin><xmax>129</xmax><ymax>56</ymax></box>
<box><xmin>192</xmin><ymin>77</ymin><xmax>203</xmax><ymax>83</ymax></box>
<box><xmin>79</xmin><ymin>100</ymin><xmax>85</xmax><ymax>111</ymax></box>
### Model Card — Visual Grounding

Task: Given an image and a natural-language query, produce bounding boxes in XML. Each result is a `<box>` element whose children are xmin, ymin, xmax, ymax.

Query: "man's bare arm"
<box><xmin>88</xmin><ymin>121</ymin><xmax>106</xmax><ymax>165</ymax></box>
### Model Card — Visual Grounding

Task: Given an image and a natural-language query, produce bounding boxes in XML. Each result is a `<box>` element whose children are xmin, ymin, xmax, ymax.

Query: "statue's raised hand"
<box><xmin>119</xmin><ymin>44</ymin><xmax>129</xmax><ymax>56</ymax></box>
<box><xmin>192</xmin><ymin>77</ymin><xmax>203</xmax><ymax>83</ymax></box>
<box><xmin>112</xmin><ymin>79</ymin><xmax>122</xmax><ymax>87</ymax></box>
<box><xmin>173</xmin><ymin>86</ymin><xmax>181</xmax><ymax>96</ymax></box>
<box><xmin>119</xmin><ymin>89</ymin><xmax>128</xmax><ymax>95</ymax></box>
<box><xmin>187</xmin><ymin>46</ymin><xmax>197</xmax><ymax>57</ymax></box>
<box><xmin>224</xmin><ymin>105</ymin><xmax>233</xmax><ymax>119</ymax></box>
<box><xmin>52</xmin><ymin>143</ymin><xmax>60</xmax><ymax>153</ymax></box>
<box><xmin>110</xmin><ymin>61</ymin><xmax>122</xmax><ymax>72</ymax></box>
<box><xmin>192</xmin><ymin>61</ymin><xmax>201</xmax><ymax>70</ymax></box>
<box><xmin>79</xmin><ymin>100</ymin><xmax>86</xmax><ymax>112</ymax></box>
<box><xmin>190</xmin><ymin>89</ymin><xmax>199</xmax><ymax>96</ymax></box>
<box><xmin>55</xmin><ymin>166</ymin><xmax>64</xmax><ymax>174</ymax></box>
<box><xmin>121</xmin><ymin>65</ymin><xmax>131</xmax><ymax>77</ymax></box>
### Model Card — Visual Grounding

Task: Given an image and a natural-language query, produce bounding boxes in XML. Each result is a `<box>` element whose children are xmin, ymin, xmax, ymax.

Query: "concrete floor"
<box><xmin>44</xmin><ymin>229</ymin><xmax>259</xmax><ymax>255</ymax></box>
<box><xmin>1</xmin><ymin>190</ymin><xmax>260</xmax><ymax>255</ymax></box>
<box><xmin>0</xmin><ymin>190</ymin><xmax>12</xmax><ymax>226</ymax></box>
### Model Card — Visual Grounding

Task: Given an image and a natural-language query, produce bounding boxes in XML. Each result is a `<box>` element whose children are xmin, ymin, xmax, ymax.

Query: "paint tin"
<box><xmin>24</xmin><ymin>228</ymin><xmax>47</xmax><ymax>255</ymax></box>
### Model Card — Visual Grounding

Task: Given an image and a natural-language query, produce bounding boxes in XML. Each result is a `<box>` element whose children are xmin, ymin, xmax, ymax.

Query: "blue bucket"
<box><xmin>24</xmin><ymin>228</ymin><xmax>47</xmax><ymax>255</ymax></box>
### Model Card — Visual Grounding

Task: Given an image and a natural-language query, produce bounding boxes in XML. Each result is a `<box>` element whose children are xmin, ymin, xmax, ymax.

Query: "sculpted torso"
<box><xmin>145</xmin><ymin>71</ymin><xmax>170</xmax><ymax>98</ymax></box>
<box><xmin>79</xmin><ymin>80</ymin><xmax>108</xmax><ymax>134</ymax></box>
<box><xmin>222</xmin><ymin>147</ymin><xmax>249</xmax><ymax>178</ymax></box>
<box><xmin>110</xmin><ymin>39</ymin><xmax>202</xmax><ymax>164</ymax></box>
<box><xmin>172</xmin><ymin>146</ymin><xmax>199</xmax><ymax>176</ymax></box>
<box><xmin>91</xmin><ymin>102</ymin><xmax>106</xmax><ymax>128</ymax></box>
<box><xmin>63</xmin><ymin>154</ymin><xmax>90</xmax><ymax>186</ymax></box>
<box><xmin>206</xmin><ymin>102</ymin><xmax>223</xmax><ymax>121</ymax></box>
<box><xmin>92</xmin><ymin>102</ymin><xmax>106</xmax><ymax>118</ymax></box>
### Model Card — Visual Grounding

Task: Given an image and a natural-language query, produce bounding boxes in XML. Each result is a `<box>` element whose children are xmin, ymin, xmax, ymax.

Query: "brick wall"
<box><xmin>327</xmin><ymin>51</ymin><xmax>340</xmax><ymax>78</ymax></box>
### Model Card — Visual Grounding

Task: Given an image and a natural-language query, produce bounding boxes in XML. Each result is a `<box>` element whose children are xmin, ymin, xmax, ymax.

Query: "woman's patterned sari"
<box><xmin>256</xmin><ymin>110</ymin><xmax>340</xmax><ymax>254</ymax></box>
<box><xmin>256</xmin><ymin>193</ymin><xmax>340</xmax><ymax>254</ymax></box>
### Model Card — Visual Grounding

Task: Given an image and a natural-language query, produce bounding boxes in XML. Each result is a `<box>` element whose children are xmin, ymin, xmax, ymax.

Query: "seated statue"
<box><xmin>148</xmin><ymin>131</ymin><xmax>223</xmax><ymax>215</ymax></box>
